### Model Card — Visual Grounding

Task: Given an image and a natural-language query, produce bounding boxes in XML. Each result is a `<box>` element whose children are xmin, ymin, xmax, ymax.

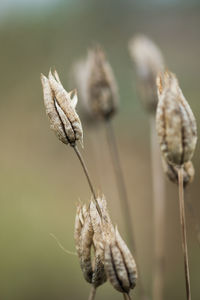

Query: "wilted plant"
<box><xmin>73</xmin><ymin>46</ymin><xmax>141</xmax><ymax>297</ymax></box>
<box><xmin>75</xmin><ymin>196</ymin><xmax>137</xmax><ymax>300</ymax></box>
<box><xmin>129</xmin><ymin>34</ymin><xmax>165</xmax><ymax>300</ymax></box>
<box><xmin>156</xmin><ymin>70</ymin><xmax>197</xmax><ymax>300</ymax></box>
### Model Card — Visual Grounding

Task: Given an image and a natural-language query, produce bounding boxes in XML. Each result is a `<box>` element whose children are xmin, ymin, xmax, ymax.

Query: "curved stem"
<box><xmin>73</xmin><ymin>145</ymin><xmax>101</xmax><ymax>217</ymax></box>
<box><xmin>88</xmin><ymin>286</ymin><xmax>96</xmax><ymax>300</ymax></box>
<box><xmin>150</xmin><ymin>116</ymin><xmax>165</xmax><ymax>300</ymax></box>
<box><xmin>178</xmin><ymin>167</ymin><xmax>191</xmax><ymax>300</ymax></box>
<box><xmin>105</xmin><ymin>120</ymin><xmax>148</xmax><ymax>300</ymax></box>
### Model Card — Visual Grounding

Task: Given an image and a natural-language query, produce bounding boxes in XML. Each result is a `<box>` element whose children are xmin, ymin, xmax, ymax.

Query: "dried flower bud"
<box><xmin>156</xmin><ymin>71</ymin><xmax>197</xmax><ymax>166</ymax></box>
<box><xmin>162</xmin><ymin>157</ymin><xmax>194</xmax><ymax>188</ymax></box>
<box><xmin>41</xmin><ymin>70</ymin><xmax>83</xmax><ymax>147</ymax></box>
<box><xmin>129</xmin><ymin>35</ymin><xmax>164</xmax><ymax>112</ymax></box>
<box><xmin>104</xmin><ymin>227</ymin><xmax>137</xmax><ymax>294</ymax></box>
<box><xmin>74</xmin><ymin>47</ymin><xmax>118</xmax><ymax>121</ymax></box>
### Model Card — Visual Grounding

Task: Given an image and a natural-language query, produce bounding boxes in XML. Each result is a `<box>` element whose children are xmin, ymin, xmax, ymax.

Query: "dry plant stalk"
<box><xmin>129</xmin><ymin>34</ymin><xmax>165</xmax><ymax>300</ymax></box>
<box><xmin>74</xmin><ymin>196</ymin><xmax>137</xmax><ymax>299</ymax></box>
<box><xmin>156</xmin><ymin>70</ymin><xmax>197</xmax><ymax>300</ymax></box>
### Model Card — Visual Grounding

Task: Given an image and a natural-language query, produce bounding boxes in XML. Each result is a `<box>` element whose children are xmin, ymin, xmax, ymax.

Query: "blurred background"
<box><xmin>0</xmin><ymin>0</ymin><xmax>200</xmax><ymax>299</ymax></box>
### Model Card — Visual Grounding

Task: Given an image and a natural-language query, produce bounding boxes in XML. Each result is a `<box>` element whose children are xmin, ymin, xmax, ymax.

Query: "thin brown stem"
<box><xmin>150</xmin><ymin>116</ymin><xmax>165</xmax><ymax>300</ymax></box>
<box><xmin>105</xmin><ymin>120</ymin><xmax>148</xmax><ymax>300</ymax></box>
<box><xmin>123</xmin><ymin>294</ymin><xmax>127</xmax><ymax>300</ymax></box>
<box><xmin>126</xmin><ymin>293</ymin><xmax>133</xmax><ymax>300</ymax></box>
<box><xmin>73</xmin><ymin>145</ymin><xmax>101</xmax><ymax>217</ymax></box>
<box><xmin>178</xmin><ymin>167</ymin><xmax>191</xmax><ymax>300</ymax></box>
<box><xmin>105</xmin><ymin>120</ymin><xmax>135</xmax><ymax>250</ymax></box>
<box><xmin>88</xmin><ymin>286</ymin><xmax>96</xmax><ymax>300</ymax></box>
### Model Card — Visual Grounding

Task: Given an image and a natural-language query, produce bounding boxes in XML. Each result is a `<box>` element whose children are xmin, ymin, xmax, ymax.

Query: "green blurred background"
<box><xmin>0</xmin><ymin>0</ymin><xmax>200</xmax><ymax>299</ymax></box>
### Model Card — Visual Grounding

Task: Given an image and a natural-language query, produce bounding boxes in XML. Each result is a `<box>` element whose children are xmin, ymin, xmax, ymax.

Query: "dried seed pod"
<box><xmin>41</xmin><ymin>70</ymin><xmax>83</xmax><ymax>147</ymax></box>
<box><xmin>74</xmin><ymin>204</ymin><xmax>93</xmax><ymax>283</ymax></box>
<box><xmin>162</xmin><ymin>157</ymin><xmax>195</xmax><ymax>188</ymax></box>
<box><xmin>74</xmin><ymin>47</ymin><xmax>118</xmax><ymax>121</ymax></box>
<box><xmin>104</xmin><ymin>227</ymin><xmax>137</xmax><ymax>294</ymax></box>
<box><xmin>129</xmin><ymin>35</ymin><xmax>164</xmax><ymax>112</ymax></box>
<box><xmin>156</xmin><ymin>71</ymin><xmax>197</xmax><ymax>166</ymax></box>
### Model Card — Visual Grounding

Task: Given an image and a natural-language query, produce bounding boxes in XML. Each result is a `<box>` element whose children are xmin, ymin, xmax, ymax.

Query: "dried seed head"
<box><xmin>104</xmin><ymin>227</ymin><xmax>137</xmax><ymax>294</ymax></box>
<box><xmin>156</xmin><ymin>71</ymin><xmax>197</xmax><ymax>166</ymax></box>
<box><xmin>41</xmin><ymin>70</ymin><xmax>83</xmax><ymax>147</ymax></box>
<box><xmin>74</xmin><ymin>47</ymin><xmax>118</xmax><ymax>121</ymax></box>
<box><xmin>162</xmin><ymin>157</ymin><xmax>195</xmax><ymax>188</ymax></box>
<box><xmin>129</xmin><ymin>35</ymin><xmax>164</xmax><ymax>112</ymax></box>
<box><xmin>74</xmin><ymin>196</ymin><xmax>137</xmax><ymax>292</ymax></box>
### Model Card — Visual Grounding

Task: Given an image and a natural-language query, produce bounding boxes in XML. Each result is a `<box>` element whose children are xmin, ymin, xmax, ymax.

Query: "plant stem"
<box><xmin>105</xmin><ymin>120</ymin><xmax>135</xmax><ymax>250</ymax></box>
<box><xmin>150</xmin><ymin>116</ymin><xmax>165</xmax><ymax>300</ymax></box>
<box><xmin>178</xmin><ymin>167</ymin><xmax>191</xmax><ymax>300</ymax></box>
<box><xmin>126</xmin><ymin>293</ymin><xmax>133</xmax><ymax>300</ymax></box>
<box><xmin>73</xmin><ymin>145</ymin><xmax>101</xmax><ymax>217</ymax></box>
<box><xmin>88</xmin><ymin>286</ymin><xmax>96</xmax><ymax>300</ymax></box>
<box><xmin>105</xmin><ymin>120</ymin><xmax>148</xmax><ymax>300</ymax></box>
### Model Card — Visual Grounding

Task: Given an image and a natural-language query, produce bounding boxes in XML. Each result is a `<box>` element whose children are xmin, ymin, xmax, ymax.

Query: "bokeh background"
<box><xmin>0</xmin><ymin>0</ymin><xmax>200</xmax><ymax>299</ymax></box>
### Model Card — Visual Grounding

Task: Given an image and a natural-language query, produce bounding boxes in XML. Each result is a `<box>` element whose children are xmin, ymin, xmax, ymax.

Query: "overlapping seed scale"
<box><xmin>110</xmin><ymin>242</ymin><xmax>130</xmax><ymax>293</ymax></box>
<box><xmin>104</xmin><ymin>242</ymin><xmax>125</xmax><ymax>293</ymax></box>
<box><xmin>41</xmin><ymin>74</ymin><xmax>68</xmax><ymax>144</ymax></box>
<box><xmin>115</xmin><ymin>228</ymin><xmax>137</xmax><ymax>289</ymax></box>
<box><xmin>92</xmin><ymin>253</ymin><xmax>107</xmax><ymax>287</ymax></box>
<box><xmin>80</xmin><ymin>211</ymin><xmax>93</xmax><ymax>283</ymax></box>
<box><xmin>48</xmin><ymin>72</ymin><xmax>83</xmax><ymax>144</ymax></box>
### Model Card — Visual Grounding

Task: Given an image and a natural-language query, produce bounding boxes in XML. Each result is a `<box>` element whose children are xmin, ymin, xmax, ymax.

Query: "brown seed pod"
<box><xmin>41</xmin><ymin>70</ymin><xmax>83</xmax><ymax>147</ymax></box>
<box><xmin>162</xmin><ymin>157</ymin><xmax>195</xmax><ymax>188</ymax></box>
<box><xmin>74</xmin><ymin>47</ymin><xmax>118</xmax><ymax>121</ymax></box>
<box><xmin>129</xmin><ymin>34</ymin><xmax>164</xmax><ymax>112</ymax></box>
<box><xmin>156</xmin><ymin>71</ymin><xmax>197</xmax><ymax>166</ymax></box>
<box><xmin>104</xmin><ymin>227</ymin><xmax>137</xmax><ymax>294</ymax></box>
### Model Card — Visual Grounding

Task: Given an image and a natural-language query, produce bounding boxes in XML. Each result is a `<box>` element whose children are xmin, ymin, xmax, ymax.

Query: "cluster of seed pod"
<box><xmin>41</xmin><ymin>70</ymin><xmax>83</xmax><ymax>147</ymax></box>
<box><xmin>156</xmin><ymin>71</ymin><xmax>197</xmax><ymax>168</ymax></box>
<box><xmin>74</xmin><ymin>196</ymin><xmax>137</xmax><ymax>294</ymax></box>
<box><xmin>129</xmin><ymin>35</ymin><xmax>164</xmax><ymax>112</ymax></box>
<box><xmin>73</xmin><ymin>47</ymin><xmax>118</xmax><ymax>121</ymax></box>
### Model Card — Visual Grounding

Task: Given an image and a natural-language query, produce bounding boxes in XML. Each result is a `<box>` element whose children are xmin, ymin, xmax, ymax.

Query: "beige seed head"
<box><xmin>104</xmin><ymin>227</ymin><xmax>137</xmax><ymax>294</ymax></box>
<box><xmin>129</xmin><ymin>34</ymin><xmax>164</xmax><ymax>112</ymax></box>
<box><xmin>162</xmin><ymin>157</ymin><xmax>195</xmax><ymax>188</ymax></box>
<box><xmin>156</xmin><ymin>71</ymin><xmax>197</xmax><ymax>166</ymax></box>
<box><xmin>41</xmin><ymin>70</ymin><xmax>83</xmax><ymax>147</ymax></box>
<box><xmin>74</xmin><ymin>46</ymin><xmax>118</xmax><ymax>121</ymax></box>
